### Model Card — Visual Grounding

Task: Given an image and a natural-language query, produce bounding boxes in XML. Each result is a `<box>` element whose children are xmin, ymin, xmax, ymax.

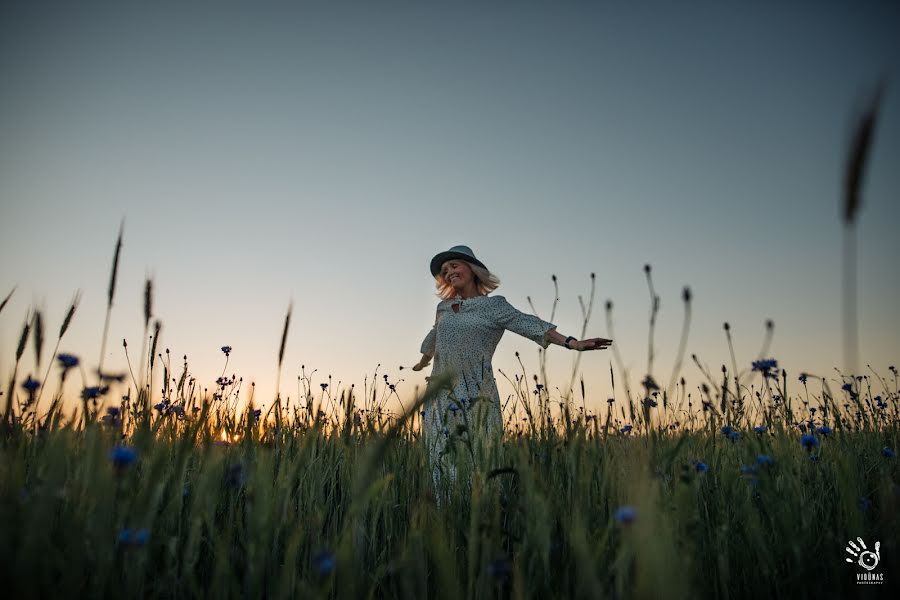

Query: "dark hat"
<box><xmin>430</xmin><ymin>245</ymin><xmax>489</xmax><ymax>277</ymax></box>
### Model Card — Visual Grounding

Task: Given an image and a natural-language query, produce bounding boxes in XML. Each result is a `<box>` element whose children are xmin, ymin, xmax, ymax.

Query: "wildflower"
<box><xmin>252</xmin><ymin>408</ymin><xmax>262</xmax><ymax>418</ymax></box>
<box><xmin>798</xmin><ymin>373</ymin><xmax>808</xmax><ymax>383</ymax></box>
<box><xmin>154</xmin><ymin>401</ymin><xmax>167</xmax><ymax>412</ymax></box>
<box><xmin>751</xmin><ymin>359</ymin><xmax>778</xmax><ymax>375</ymax></box>
<box><xmin>816</xmin><ymin>426</ymin><xmax>833</xmax><ymax>436</ymax></box>
<box><xmin>644</xmin><ymin>397</ymin><xmax>658</xmax><ymax>408</ymax></box>
<box><xmin>756</xmin><ymin>454</ymin><xmax>775</xmax><ymax>466</ymax></box>
<box><xmin>883</xmin><ymin>447</ymin><xmax>895</xmax><ymax>459</ymax></box>
<box><xmin>81</xmin><ymin>386</ymin><xmax>108</xmax><ymax>400</ymax></box>
<box><xmin>320</xmin><ymin>383</ymin><xmax>328</xmax><ymax>390</ymax></box>
<box><xmin>448</xmin><ymin>403</ymin><xmax>459</xmax><ymax>414</ymax></box>
<box><xmin>312</xmin><ymin>551</ymin><xmax>336</xmax><ymax>576</ymax></box>
<box><xmin>740</xmin><ymin>464</ymin><xmax>757</xmax><ymax>477</ymax></box>
<box><xmin>694</xmin><ymin>461</ymin><xmax>708</xmax><ymax>473</ymax></box>
<box><xmin>419</xmin><ymin>410</ymin><xmax>426</xmax><ymax>418</ymax></box>
<box><xmin>21</xmin><ymin>376</ymin><xmax>40</xmax><ymax>393</ymax></box>
<box><xmin>841</xmin><ymin>383</ymin><xmax>853</xmax><ymax>392</ymax></box>
<box><xmin>221</xmin><ymin>346</ymin><xmax>232</xmax><ymax>357</ymax></box>
<box><xmin>57</xmin><ymin>353</ymin><xmax>80</xmax><ymax>369</ymax></box>
<box><xmin>721</xmin><ymin>425</ymin><xmax>733</xmax><ymax>436</ymax></box>
<box><xmin>800</xmin><ymin>434</ymin><xmax>819</xmax><ymax>450</ymax></box>
<box><xmin>753</xmin><ymin>426</ymin><xmax>767</xmax><ymax>434</ymax></box>
<box><xmin>117</xmin><ymin>528</ymin><xmax>149</xmax><ymax>547</ymax></box>
<box><xmin>729</xmin><ymin>430</ymin><xmax>741</xmax><ymax>442</ymax></box>
<box><xmin>809</xmin><ymin>455</ymin><xmax>819</xmax><ymax>462</ymax></box>
<box><xmin>613</xmin><ymin>505</ymin><xmax>637</xmax><ymax>525</ymax></box>
<box><xmin>109</xmin><ymin>446</ymin><xmax>138</xmax><ymax>469</ymax></box>
<box><xmin>859</xmin><ymin>497</ymin><xmax>872</xmax><ymax>512</ymax></box>
<box><xmin>107</xmin><ymin>406</ymin><xmax>120</xmax><ymax>417</ymax></box>
<box><xmin>620</xmin><ymin>425</ymin><xmax>633</xmax><ymax>434</ymax></box>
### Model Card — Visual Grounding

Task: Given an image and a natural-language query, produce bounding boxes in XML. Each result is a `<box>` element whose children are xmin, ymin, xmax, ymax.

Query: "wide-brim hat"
<box><xmin>430</xmin><ymin>245</ymin><xmax>488</xmax><ymax>277</ymax></box>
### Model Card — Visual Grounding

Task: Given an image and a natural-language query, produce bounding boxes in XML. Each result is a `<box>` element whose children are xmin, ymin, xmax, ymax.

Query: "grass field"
<box><xmin>1</xmin><ymin>312</ymin><xmax>897</xmax><ymax>599</ymax></box>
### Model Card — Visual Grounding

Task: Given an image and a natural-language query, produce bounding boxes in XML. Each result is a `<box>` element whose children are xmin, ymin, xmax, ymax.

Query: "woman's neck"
<box><xmin>455</xmin><ymin>285</ymin><xmax>480</xmax><ymax>300</ymax></box>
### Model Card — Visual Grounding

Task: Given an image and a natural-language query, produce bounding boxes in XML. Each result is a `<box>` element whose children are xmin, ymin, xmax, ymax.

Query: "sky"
<box><xmin>1</xmin><ymin>0</ymin><xmax>899</xmax><ymax>418</ymax></box>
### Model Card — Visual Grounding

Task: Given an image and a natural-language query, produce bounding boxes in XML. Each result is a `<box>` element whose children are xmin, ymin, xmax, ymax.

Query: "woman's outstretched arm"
<box><xmin>544</xmin><ymin>328</ymin><xmax>612</xmax><ymax>352</ymax></box>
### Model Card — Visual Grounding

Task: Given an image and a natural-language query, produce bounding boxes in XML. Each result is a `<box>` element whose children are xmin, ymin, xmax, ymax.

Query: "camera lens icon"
<box><xmin>846</xmin><ymin>538</ymin><xmax>880</xmax><ymax>571</ymax></box>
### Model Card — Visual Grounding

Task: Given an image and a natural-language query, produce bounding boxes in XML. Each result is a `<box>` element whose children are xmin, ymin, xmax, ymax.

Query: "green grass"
<box><xmin>1</xmin><ymin>361</ymin><xmax>897</xmax><ymax>599</ymax></box>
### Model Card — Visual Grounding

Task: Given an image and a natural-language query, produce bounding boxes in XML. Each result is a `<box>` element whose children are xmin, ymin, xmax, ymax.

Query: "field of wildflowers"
<box><xmin>1</xmin><ymin>83</ymin><xmax>895</xmax><ymax>599</ymax></box>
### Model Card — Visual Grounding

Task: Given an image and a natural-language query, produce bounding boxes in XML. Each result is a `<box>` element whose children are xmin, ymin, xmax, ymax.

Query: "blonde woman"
<box><xmin>412</xmin><ymin>245</ymin><xmax>611</xmax><ymax>498</ymax></box>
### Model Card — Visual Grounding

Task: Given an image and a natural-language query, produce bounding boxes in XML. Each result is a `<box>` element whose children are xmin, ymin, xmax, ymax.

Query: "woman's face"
<box><xmin>440</xmin><ymin>260</ymin><xmax>474</xmax><ymax>293</ymax></box>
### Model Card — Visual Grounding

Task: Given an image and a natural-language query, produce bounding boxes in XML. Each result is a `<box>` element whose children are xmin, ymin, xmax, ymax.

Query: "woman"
<box><xmin>411</xmin><ymin>245</ymin><xmax>611</xmax><ymax>497</ymax></box>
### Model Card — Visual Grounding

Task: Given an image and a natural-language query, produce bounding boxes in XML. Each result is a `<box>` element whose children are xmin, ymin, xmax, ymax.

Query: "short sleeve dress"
<box><xmin>420</xmin><ymin>294</ymin><xmax>557</xmax><ymax>488</ymax></box>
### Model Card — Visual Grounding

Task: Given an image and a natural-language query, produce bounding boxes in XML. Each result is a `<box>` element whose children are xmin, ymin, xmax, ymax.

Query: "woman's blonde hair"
<box><xmin>434</xmin><ymin>260</ymin><xmax>500</xmax><ymax>300</ymax></box>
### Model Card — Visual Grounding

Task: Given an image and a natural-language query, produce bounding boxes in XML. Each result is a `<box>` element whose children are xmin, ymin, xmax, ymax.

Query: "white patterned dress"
<box><xmin>419</xmin><ymin>294</ymin><xmax>557</xmax><ymax>493</ymax></box>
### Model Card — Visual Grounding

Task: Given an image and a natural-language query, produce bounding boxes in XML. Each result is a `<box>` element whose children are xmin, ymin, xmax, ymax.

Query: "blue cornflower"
<box><xmin>221</xmin><ymin>346</ymin><xmax>232</xmax><ymax>357</ymax></box>
<box><xmin>740</xmin><ymin>464</ymin><xmax>757</xmax><ymax>476</ymax></box>
<box><xmin>109</xmin><ymin>445</ymin><xmax>138</xmax><ymax>469</ymax></box>
<box><xmin>721</xmin><ymin>425</ymin><xmax>733</xmax><ymax>436</ymax></box>
<box><xmin>751</xmin><ymin>359</ymin><xmax>778</xmax><ymax>375</ymax></box>
<box><xmin>107</xmin><ymin>406</ymin><xmax>120</xmax><ymax>417</ymax></box>
<box><xmin>809</xmin><ymin>455</ymin><xmax>819</xmax><ymax>462</ymax></box>
<box><xmin>620</xmin><ymin>425</ymin><xmax>633</xmax><ymax>434</ymax></box>
<box><xmin>753</xmin><ymin>426</ymin><xmax>767</xmax><ymax>434</ymax></box>
<box><xmin>798</xmin><ymin>373</ymin><xmax>808</xmax><ymax>383</ymax></box>
<box><xmin>756</xmin><ymin>454</ymin><xmax>775</xmax><ymax>466</ymax></box>
<box><xmin>694</xmin><ymin>461</ymin><xmax>708</xmax><ymax>473</ymax></box>
<box><xmin>419</xmin><ymin>410</ymin><xmax>426</xmax><ymax>418</ymax></box>
<box><xmin>729</xmin><ymin>430</ymin><xmax>741</xmax><ymax>442</ymax></box>
<box><xmin>448</xmin><ymin>402</ymin><xmax>459</xmax><ymax>413</ymax></box>
<box><xmin>320</xmin><ymin>383</ymin><xmax>328</xmax><ymax>390</ymax></box>
<box><xmin>117</xmin><ymin>527</ymin><xmax>148</xmax><ymax>547</ymax></box>
<box><xmin>816</xmin><ymin>426</ymin><xmax>833</xmax><ymax>436</ymax></box>
<box><xmin>21</xmin><ymin>376</ymin><xmax>40</xmax><ymax>393</ymax></box>
<box><xmin>312</xmin><ymin>551</ymin><xmax>336</xmax><ymax>576</ymax></box>
<box><xmin>841</xmin><ymin>383</ymin><xmax>853</xmax><ymax>392</ymax></box>
<box><xmin>154</xmin><ymin>402</ymin><xmax>167</xmax><ymax>412</ymax></box>
<box><xmin>57</xmin><ymin>353</ymin><xmax>80</xmax><ymax>369</ymax></box>
<box><xmin>883</xmin><ymin>447</ymin><xmax>895</xmax><ymax>459</ymax></box>
<box><xmin>859</xmin><ymin>497</ymin><xmax>872</xmax><ymax>512</ymax></box>
<box><xmin>133</xmin><ymin>528</ymin><xmax>150</xmax><ymax>546</ymax></box>
<box><xmin>800</xmin><ymin>434</ymin><xmax>819</xmax><ymax>450</ymax></box>
<box><xmin>644</xmin><ymin>397</ymin><xmax>658</xmax><ymax>408</ymax></box>
<box><xmin>81</xmin><ymin>386</ymin><xmax>108</xmax><ymax>400</ymax></box>
<box><xmin>252</xmin><ymin>408</ymin><xmax>262</xmax><ymax>418</ymax></box>
<box><xmin>614</xmin><ymin>505</ymin><xmax>637</xmax><ymax>525</ymax></box>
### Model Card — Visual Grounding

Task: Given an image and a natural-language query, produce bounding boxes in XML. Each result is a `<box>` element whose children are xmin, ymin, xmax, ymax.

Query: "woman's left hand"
<box><xmin>572</xmin><ymin>337</ymin><xmax>612</xmax><ymax>351</ymax></box>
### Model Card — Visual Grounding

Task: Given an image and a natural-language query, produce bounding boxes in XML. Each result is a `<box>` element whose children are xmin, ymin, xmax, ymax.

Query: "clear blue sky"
<box><xmin>2</xmin><ymin>1</ymin><xmax>898</xmax><ymax>416</ymax></box>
